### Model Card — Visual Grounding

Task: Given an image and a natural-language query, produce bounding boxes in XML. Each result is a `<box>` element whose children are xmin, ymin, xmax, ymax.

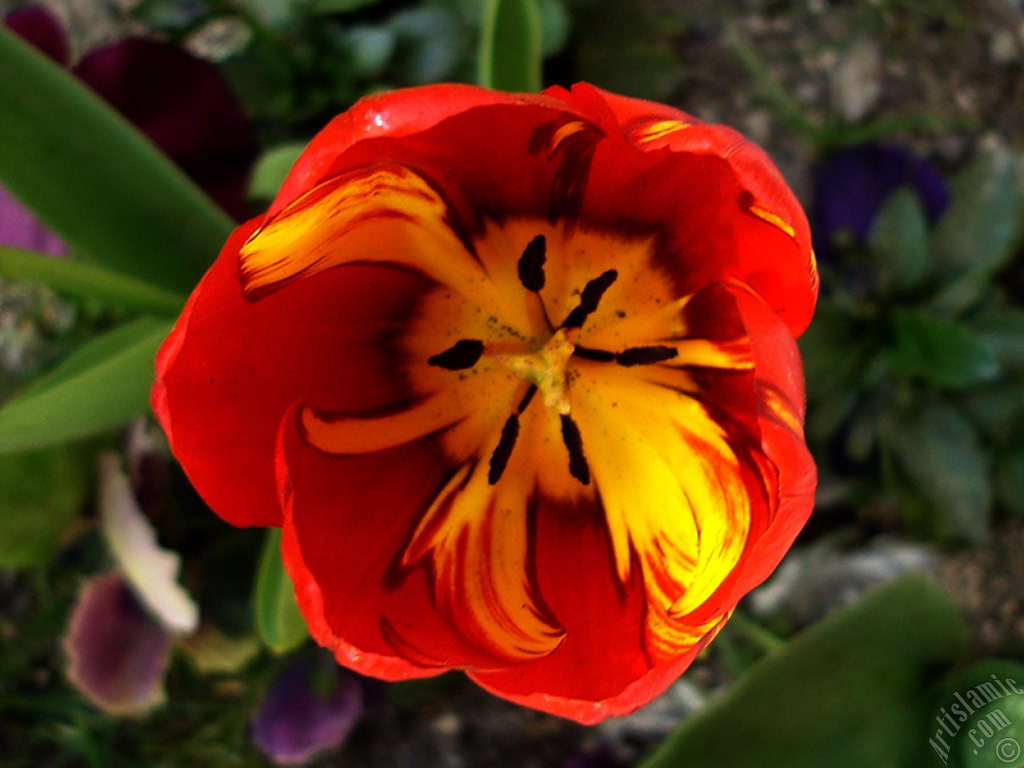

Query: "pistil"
<box><xmin>494</xmin><ymin>328</ymin><xmax>577</xmax><ymax>416</ymax></box>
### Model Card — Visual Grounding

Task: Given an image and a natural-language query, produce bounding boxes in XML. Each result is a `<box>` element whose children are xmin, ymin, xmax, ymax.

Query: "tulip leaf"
<box><xmin>0</xmin><ymin>245</ymin><xmax>186</xmax><ymax>316</ymax></box>
<box><xmin>868</xmin><ymin>187</ymin><xmax>929</xmax><ymax>292</ymax></box>
<box><xmin>887</xmin><ymin>400</ymin><xmax>991</xmax><ymax>542</ymax></box>
<box><xmin>0</xmin><ymin>445</ymin><xmax>89</xmax><ymax>568</ymax></box>
<box><xmin>888</xmin><ymin>309</ymin><xmax>999</xmax><ymax>390</ymax></box>
<box><xmin>638</xmin><ymin>575</ymin><xmax>969</xmax><ymax>768</ymax></box>
<box><xmin>254</xmin><ymin>528</ymin><xmax>309</xmax><ymax>654</ymax></box>
<box><xmin>0</xmin><ymin>26</ymin><xmax>232</xmax><ymax>295</ymax></box>
<box><xmin>0</xmin><ymin>317</ymin><xmax>172</xmax><ymax>453</ymax></box>
<box><xmin>479</xmin><ymin>0</ymin><xmax>542</xmax><ymax>93</ymax></box>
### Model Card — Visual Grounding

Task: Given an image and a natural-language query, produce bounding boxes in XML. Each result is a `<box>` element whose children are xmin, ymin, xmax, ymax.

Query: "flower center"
<box><xmin>493</xmin><ymin>328</ymin><xmax>576</xmax><ymax>416</ymax></box>
<box><xmin>424</xmin><ymin>230</ymin><xmax>687</xmax><ymax>490</ymax></box>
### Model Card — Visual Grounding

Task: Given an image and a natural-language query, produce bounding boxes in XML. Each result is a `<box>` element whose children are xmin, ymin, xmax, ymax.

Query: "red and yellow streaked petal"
<box><xmin>546</xmin><ymin>83</ymin><xmax>817</xmax><ymax>337</ymax></box>
<box><xmin>153</xmin><ymin>220</ymin><xmax>436</xmax><ymax>527</ymax></box>
<box><xmin>240</xmin><ymin>164</ymin><xmax>487</xmax><ymax>301</ymax></box>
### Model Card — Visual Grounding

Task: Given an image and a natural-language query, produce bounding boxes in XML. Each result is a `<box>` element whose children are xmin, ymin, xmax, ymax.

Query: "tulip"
<box><xmin>154</xmin><ymin>83</ymin><xmax>817</xmax><ymax>723</ymax></box>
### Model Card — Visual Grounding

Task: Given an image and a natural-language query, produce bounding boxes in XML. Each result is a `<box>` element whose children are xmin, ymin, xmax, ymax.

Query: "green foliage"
<box><xmin>0</xmin><ymin>26</ymin><xmax>232</xmax><ymax>294</ymax></box>
<box><xmin>639</xmin><ymin>576</ymin><xmax>969</xmax><ymax>768</ymax></box>
<box><xmin>254</xmin><ymin>528</ymin><xmax>310</xmax><ymax>654</ymax></box>
<box><xmin>802</xmin><ymin>144</ymin><xmax>1024</xmax><ymax>541</ymax></box>
<box><xmin>0</xmin><ymin>245</ymin><xmax>186</xmax><ymax>316</ymax></box>
<box><xmin>479</xmin><ymin>0</ymin><xmax>543</xmax><ymax>92</ymax></box>
<box><xmin>942</xmin><ymin>661</ymin><xmax>1024</xmax><ymax>768</ymax></box>
<box><xmin>570</xmin><ymin>0</ymin><xmax>685</xmax><ymax>102</ymax></box>
<box><xmin>0</xmin><ymin>318</ymin><xmax>172</xmax><ymax>453</ymax></box>
<box><xmin>0</xmin><ymin>446</ymin><xmax>89</xmax><ymax>567</ymax></box>
<box><xmin>136</xmin><ymin>0</ymin><xmax>570</xmax><ymax>143</ymax></box>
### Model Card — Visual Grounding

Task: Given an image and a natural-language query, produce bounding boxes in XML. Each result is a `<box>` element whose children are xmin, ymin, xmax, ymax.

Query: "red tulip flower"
<box><xmin>153</xmin><ymin>83</ymin><xmax>818</xmax><ymax>723</ymax></box>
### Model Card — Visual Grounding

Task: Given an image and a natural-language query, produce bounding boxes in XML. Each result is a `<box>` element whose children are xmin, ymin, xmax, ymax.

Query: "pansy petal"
<box><xmin>73</xmin><ymin>38</ymin><xmax>259</xmax><ymax>220</ymax></box>
<box><xmin>251</xmin><ymin>659</ymin><xmax>363</xmax><ymax>766</ymax></box>
<box><xmin>4</xmin><ymin>5</ymin><xmax>69</xmax><ymax>65</ymax></box>
<box><xmin>0</xmin><ymin>185</ymin><xmax>67</xmax><ymax>255</ymax></box>
<box><xmin>98</xmin><ymin>453</ymin><xmax>198</xmax><ymax>634</ymax></box>
<box><xmin>64</xmin><ymin>574</ymin><xmax>174</xmax><ymax>716</ymax></box>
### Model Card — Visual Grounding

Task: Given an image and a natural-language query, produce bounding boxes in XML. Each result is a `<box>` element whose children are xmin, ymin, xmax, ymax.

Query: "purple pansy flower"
<box><xmin>251</xmin><ymin>660</ymin><xmax>364</xmax><ymax>766</ymax></box>
<box><xmin>812</xmin><ymin>142</ymin><xmax>949</xmax><ymax>255</ymax></box>
<box><xmin>1</xmin><ymin>4</ymin><xmax>258</xmax><ymax>255</ymax></box>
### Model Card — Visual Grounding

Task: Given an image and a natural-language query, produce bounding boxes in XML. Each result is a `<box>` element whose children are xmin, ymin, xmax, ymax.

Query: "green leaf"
<box><xmin>868</xmin><ymin>187</ymin><xmax>929</xmax><ymax>292</ymax></box>
<box><xmin>254</xmin><ymin>528</ymin><xmax>309</xmax><ymax>654</ymax></box>
<box><xmin>972</xmin><ymin>307</ymin><xmax>1024</xmax><ymax>370</ymax></box>
<box><xmin>478</xmin><ymin>0</ymin><xmax>542</xmax><ymax>93</ymax></box>
<box><xmin>0</xmin><ymin>317</ymin><xmax>172</xmax><ymax>453</ymax></box>
<box><xmin>0</xmin><ymin>445</ymin><xmax>89</xmax><ymax>568</ymax></box>
<box><xmin>0</xmin><ymin>245</ymin><xmax>186</xmax><ymax>315</ymax></box>
<box><xmin>930</xmin><ymin>144</ymin><xmax>1020</xmax><ymax>315</ymax></box>
<box><xmin>310</xmin><ymin>0</ymin><xmax>383</xmax><ymax>13</ymax></box>
<box><xmin>638</xmin><ymin>575</ymin><xmax>968</xmax><ymax>768</ymax></box>
<box><xmin>248</xmin><ymin>144</ymin><xmax>307</xmax><ymax>202</ymax></box>
<box><xmin>889</xmin><ymin>309</ymin><xmax>999</xmax><ymax>389</ymax></box>
<box><xmin>887</xmin><ymin>400</ymin><xmax>991</xmax><ymax>542</ymax></box>
<box><xmin>0</xmin><ymin>26</ymin><xmax>233</xmax><ymax>294</ymax></box>
<box><xmin>943</xmin><ymin>661</ymin><xmax>1024</xmax><ymax>768</ymax></box>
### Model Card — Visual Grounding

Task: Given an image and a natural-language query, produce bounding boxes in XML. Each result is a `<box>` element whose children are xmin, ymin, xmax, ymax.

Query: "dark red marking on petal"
<box><xmin>428</xmin><ymin>339</ymin><xmax>484</xmax><ymax>370</ymax></box>
<box><xmin>616</xmin><ymin>345</ymin><xmax>678</xmax><ymax>367</ymax></box>
<box><xmin>488</xmin><ymin>414</ymin><xmax>521</xmax><ymax>485</ymax></box>
<box><xmin>559</xmin><ymin>415</ymin><xmax>590</xmax><ymax>485</ymax></box>
<box><xmin>528</xmin><ymin>117</ymin><xmax>605</xmax><ymax>224</ymax></box>
<box><xmin>561</xmin><ymin>270</ymin><xmax>618</xmax><ymax>329</ymax></box>
<box><xmin>518</xmin><ymin>235</ymin><xmax>547</xmax><ymax>292</ymax></box>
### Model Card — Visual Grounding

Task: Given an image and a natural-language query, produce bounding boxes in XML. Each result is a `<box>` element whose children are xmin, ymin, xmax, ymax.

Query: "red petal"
<box><xmin>153</xmin><ymin>219</ymin><xmax>435</xmax><ymax>527</ymax></box>
<box><xmin>279</xmin><ymin>422</ymin><xmax>513</xmax><ymax>677</ymax></box>
<box><xmin>718</xmin><ymin>282</ymin><xmax>816</xmax><ymax>600</ymax></box>
<box><xmin>268</xmin><ymin>85</ymin><xmax>574</xmax><ymax>220</ymax></box>
<box><xmin>548</xmin><ymin>83</ymin><xmax>818</xmax><ymax>338</ymax></box>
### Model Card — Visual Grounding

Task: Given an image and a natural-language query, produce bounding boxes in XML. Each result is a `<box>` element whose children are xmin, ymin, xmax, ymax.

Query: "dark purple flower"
<box><xmin>63</xmin><ymin>574</ymin><xmax>175</xmax><ymax>715</ymax></box>
<box><xmin>251</xmin><ymin>660</ymin><xmax>364</xmax><ymax>766</ymax></box>
<box><xmin>73</xmin><ymin>38</ymin><xmax>259</xmax><ymax>221</ymax></box>
<box><xmin>812</xmin><ymin>143</ymin><xmax>949</xmax><ymax>255</ymax></box>
<box><xmin>2</xmin><ymin>5</ymin><xmax>259</xmax><ymax>225</ymax></box>
<box><xmin>4</xmin><ymin>5</ymin><xmax>69</xmax><ymax>65</ymax></box>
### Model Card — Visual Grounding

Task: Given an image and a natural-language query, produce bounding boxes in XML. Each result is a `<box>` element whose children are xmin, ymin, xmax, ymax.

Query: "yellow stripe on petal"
<box><xmin>401</xmin><ymin>451</ymin><xmax>565</xmax><ymax>661</ymax></box>
<box><xmin>239</xmin><ymin>164</ymin><xmax>487</xmax><ymax>300</ymax></box>
<box><xmin>571</xmin><ymin>353</ymin><xmax>754</xmax><ymax>661</ymax></box>
<box><xmin>633</xmin><ymin>119</ymin><xmax>692</xmax><ymax>145</ymax></box>
<box><xmin>743</xmin><ymin>199</ymin><xmax>797</xmax><ymax>241</ymax></box>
